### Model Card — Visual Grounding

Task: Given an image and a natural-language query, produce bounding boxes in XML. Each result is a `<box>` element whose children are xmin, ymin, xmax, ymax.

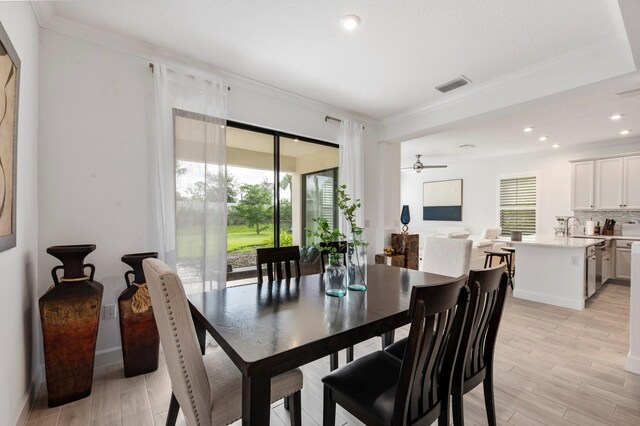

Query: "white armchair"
<box><xmin>421</xmin><ymin>237</ymin><xmax>472</xmax><ymax>278</ymax></box>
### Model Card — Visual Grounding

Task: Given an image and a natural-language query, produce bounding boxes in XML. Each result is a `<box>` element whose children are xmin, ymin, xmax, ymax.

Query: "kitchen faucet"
<box><xmin>564</xmin><ymin>216</ymin><xmax>582</xmax><ymax>237</ymax></box>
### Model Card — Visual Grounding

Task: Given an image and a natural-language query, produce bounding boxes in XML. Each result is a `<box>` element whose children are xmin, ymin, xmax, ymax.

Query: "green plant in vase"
<box><xmin>336</xmin><ymin>185</ymin><xmax>369</xmax><ymax>290</ymax></box>
<box><xmin>306</xmin><ymin>218</ymin><xmax>347</xmax><ymax>297</ymax></box>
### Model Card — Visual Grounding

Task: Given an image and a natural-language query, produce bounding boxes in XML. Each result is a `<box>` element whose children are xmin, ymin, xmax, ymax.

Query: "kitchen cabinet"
<box><xmin>571</xmin><ymin>161</ymin><xmax>595</xmax><ymax>210</ymax></box>
<box><xmin>595</xmin><ymin>158</ymin><xmax>624</xmax><ymax>209</ymax></box>
<box><xmin>615</xmin><ymin>240</ymin><xmax>633</xmax><ymax>280</ymax></box>
<box><xmin>624</xmin><ymin>156</ymin><xmax>640</xmax><ymax>209</ymax></box>
<box><xmin>602</xmin><ymin>252</ymin><xmax>611</xmax><ymax>283</ymax></box>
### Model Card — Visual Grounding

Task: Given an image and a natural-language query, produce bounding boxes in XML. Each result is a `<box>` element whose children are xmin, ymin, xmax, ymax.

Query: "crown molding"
<box><xmin>381</xmin><ymin>36</ymin><xmax>636</xmax><ymax>142</ymax></box>
<box><xmin>30</xmin><ymin>1</ymin><xmax>54</xmax><ymax>27</ymax></box>
<box><xmin>36</xmin><ymin>10</ymin><xmax>378</xmax><ymax>129</ymax></box>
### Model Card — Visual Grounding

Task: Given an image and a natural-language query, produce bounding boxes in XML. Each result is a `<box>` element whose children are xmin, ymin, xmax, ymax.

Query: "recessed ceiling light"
<box><xmin>610</xmin><ymin>114</ymin><xmax>623</xmax><ymax>120</ymax></box>
<box><xmin>341</xmin><ymin>14</ymin><xmax>361</xmax><ymax>31</ymax></box>
<box><xmin>523</xmin><ymin>127</ymin><xmax>534</xmax><ymax>133</ymax></box>
<box><xmin>552</xmin><ymin>144</ymin><xmax>560</xmax><ymax>149</ymax></box>
<box><xmin>459</xmin><ymin>144</ymin><xmax>476</xmax><ymax>149</ymax></box>
<box><xmin>221</xmin><ymin>125</ymin><xmax>225</xmax><ymax>128</ymax></box>
<box><xmin>293</xmin><ymin>138</ymin><xmax>299</xmax><ymax>142</ymax></box>
<box><xmin>539</xmin><ymin>136</ymin><xmax>548</xmax><ymax>141</ymax></box>
<box><xmin>620</xmin><ymin>129</ymin><xmax>631</xmax><ymax>135</ymax></box>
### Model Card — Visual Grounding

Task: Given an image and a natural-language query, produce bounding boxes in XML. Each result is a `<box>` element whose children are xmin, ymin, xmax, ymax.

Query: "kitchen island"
<box><xmin>509</xmin><ymin>235</ymin><xmax>602</xmax><ymax>310</ymax></box>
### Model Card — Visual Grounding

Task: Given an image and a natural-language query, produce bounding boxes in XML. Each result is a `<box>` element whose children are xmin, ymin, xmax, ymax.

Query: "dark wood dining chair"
<box><xmin>318</xmin><ymin>241</ymin><xmax>353</xmax><ymax>370</ymax></box>
<box><xmin>384</xmin><ymin>265</ymin><xmax>508</xmax><ymax>426</ymax></box>
<box><xmin>322</xmin><ymin>276</ymin><xmax>470</xmax><ymax>426</ymax></box>
<box><xmin>256</xmin><ymin>246</ymin><xmax>301</xmax><ymax>284</ymax></box>
<box><xmin>452</xmin><ymin>265</ymin><xmax>508</xmax><ymax>426</ymax></box>
<box><xmin>319</xmin><ymin>241</ymin><xmax>348</xmax><ymax>271</ymax></box>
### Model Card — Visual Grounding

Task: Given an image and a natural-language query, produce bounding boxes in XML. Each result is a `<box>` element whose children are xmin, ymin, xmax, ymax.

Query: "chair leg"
<box><xmin>381</xmin><ymin>330</ymin><xmax>395</xmax><ymax>349</ymax></box>
<box><xmin>452</xmin><ymin>389</ymin><xmax>465</xmax><ymax>426</ymax></box>
<box><xmin>483</xmin><ymin>368</ymin><xmax>497</xmax><ymax>426</ymax></box>
<box><xmin>330</xmin><ymin>352</ymin><xmax>339</xmax><ymax>371</ymax></box>
<box><xmin>166</xmin><ymin>393</ymin><xmax>179</xmax><ymax>426</ymax></box>
<box><xmin>346</xmin><ymin>346</ymin><xmax>354</xmax><ymax>363</ymax></box>
<box><xmin>284</xmin><ymin>395</ymin><xmax>290</xmax><ymax>410</ymax></box>
<box><xmin>323</xmin><ymin>385</ymin><xmax>336</xmax><ymax>426</ymax></box>
<box><xmin>438</xmin><ymin>396</ymin><xmax>450</xmax><ymax>426</ymax></box>
<box><xmin>288</xmin><ymin>391</ymin><xmax>302</xmax><ymax>426</ymax></box>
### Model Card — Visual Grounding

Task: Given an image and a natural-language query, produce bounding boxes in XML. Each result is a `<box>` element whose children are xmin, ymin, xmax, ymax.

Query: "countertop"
<box><xmin>569</xmin><ymin>235</ymin><xmax>640</xmax><ymax>241</ymax></box>
<box><xmin>499</xmin><ymin>235</ymin><xmax>604</xmax><ymax>248</ymax></box>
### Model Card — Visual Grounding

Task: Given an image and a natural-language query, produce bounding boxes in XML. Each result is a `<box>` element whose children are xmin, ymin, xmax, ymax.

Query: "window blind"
<box><xmin>499</xmin><ymin>176</ymin><xmax>537</xmax><ymax>235</ymax></box>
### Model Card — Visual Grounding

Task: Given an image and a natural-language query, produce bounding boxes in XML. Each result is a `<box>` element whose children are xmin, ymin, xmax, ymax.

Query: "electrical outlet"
<box><xmin>103</xmin><ymin>304</ymin><xmax>117</xmax><ymax>320</ymax></box>
<box><xmin>571</xmin><ymin>256</ymin><xmax>578</xmax><ymax>266</ymax></box>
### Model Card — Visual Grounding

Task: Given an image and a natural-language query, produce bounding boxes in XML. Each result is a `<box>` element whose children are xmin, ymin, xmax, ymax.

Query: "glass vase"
<box><xmin>324</xmin><ymin>255</ymin><xmax>347</xmax><ymax>297</ymax></box>
<box><xmin>348</xmin><ymin>228</ymin><xmax>368</xmax><ymax>291</ymax></box>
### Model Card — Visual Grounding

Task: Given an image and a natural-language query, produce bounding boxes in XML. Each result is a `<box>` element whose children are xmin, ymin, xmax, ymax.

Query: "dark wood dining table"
<box><xmin>186</xmin><ymin>263</ymin><xmax>458</xmax><ymax>425</ymax></box>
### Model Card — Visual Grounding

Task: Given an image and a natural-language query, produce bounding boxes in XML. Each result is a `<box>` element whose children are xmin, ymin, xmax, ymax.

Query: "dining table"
<box><xmin>184</xmin><ymin>263</ymin><xmax>459</xmax><ymax>425</ymax></box>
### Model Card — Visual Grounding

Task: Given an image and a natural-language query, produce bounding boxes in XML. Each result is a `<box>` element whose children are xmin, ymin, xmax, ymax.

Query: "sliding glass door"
<box><xmin>226</xmin><ymin>124</ymin><xmax>339</xmax><ymax>285</ymax></box>
<box><xmin>175</xmin><ymin>117</ymin><xmax>339</xmax><ymax>287</ymax></box>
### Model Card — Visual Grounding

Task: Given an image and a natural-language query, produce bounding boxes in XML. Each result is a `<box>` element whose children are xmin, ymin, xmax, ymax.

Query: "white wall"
<box><xmin>0</xmin><ymin>3</ymin><xmax>40</xmax><ymax>424</ymax></box>
<box><xmin>401</xmin><ymin>141</ymin><xmax>640</xmax><ymax>236</ymax></box>
<box><xmin>38</xmin><ymin>29</ymin><xmax>383</xmax><ymax>365</ymax></box>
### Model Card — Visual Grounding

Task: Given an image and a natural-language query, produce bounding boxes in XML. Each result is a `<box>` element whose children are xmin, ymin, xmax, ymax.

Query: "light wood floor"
<box><xmin>26</xmin><ymin>283</ymin><xmax>640</xmax><ymax>426</ymax></box>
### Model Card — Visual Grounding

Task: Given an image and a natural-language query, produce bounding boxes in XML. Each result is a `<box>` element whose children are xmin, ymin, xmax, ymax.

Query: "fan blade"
<box><xmin>400</xmin><ymin>166</ymin><xmax>414</xmax><ymax>169</ymax></box>
<box><xmin>422</xmin><ymin>165</ymin><xmax>447</xmax><ymax>168</ymax></box>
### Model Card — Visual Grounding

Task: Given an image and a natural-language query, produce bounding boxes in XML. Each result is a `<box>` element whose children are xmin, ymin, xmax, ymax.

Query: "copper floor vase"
<box><xmin>39</xmin><ymin>244</ymin><xmax>103</xmax><ymax>407</ymax></box>
<box><xmin>119</xmin><ymin>252</ymin><xmax>160</xmax><ymax>377</ymax></box>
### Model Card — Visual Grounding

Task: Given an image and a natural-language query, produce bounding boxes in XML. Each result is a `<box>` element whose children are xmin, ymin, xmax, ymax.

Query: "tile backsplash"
<box><xmin>574</xmin><ymin>210</ymin><xmax>640</xmax><ymax>235</ymax></box>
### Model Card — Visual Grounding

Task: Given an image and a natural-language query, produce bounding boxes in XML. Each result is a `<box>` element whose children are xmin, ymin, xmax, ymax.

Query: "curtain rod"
<box><xmin>325</xmin><ymin>115</ymin><xmax>365</xmax><ymax>129</ymax></box>
<box><xmin>149</xmin><ymin>63</ymin><xmax>231</xmax><ymax>91</ymax></box>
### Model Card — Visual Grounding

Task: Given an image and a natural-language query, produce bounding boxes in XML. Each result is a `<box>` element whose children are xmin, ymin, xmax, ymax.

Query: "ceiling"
<box><xmin>401</xmin><ymin>71</ymin><xmax>640</xmax><ymax>165</ymax></box>
<box><xmin>45</xmin><ymin>0</ymin><xmax>623</xmax><ymax>119</ymax></box>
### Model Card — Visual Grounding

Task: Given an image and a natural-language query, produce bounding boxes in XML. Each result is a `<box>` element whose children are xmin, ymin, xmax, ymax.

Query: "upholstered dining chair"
<box><xmin>422</xmin><ymin>236</ymin><xmax>473</xmax><ymax>277</ymax></box>
<box><xmin>385</xmin><ymin>265</ymin><xmax>509</xmax><ymax>426</ymax></box>
<box><xmin>143</xmin><ymin>258</ymin><xmax>303</xmax><ymax>425</ymax></box>
<box><xmin>451</xmin><ymin>265</ymin><xmax>508</xmax><ymax>426</ymax></box>
<box><xmin>256</xmin><ymin>246</ymin><xmax>301</xmax><ymax>284</ymax></box>
<box><xmin>322</xmin><ymin>276</ymin><xmax>470</xmax><ymax>426</ymax></box>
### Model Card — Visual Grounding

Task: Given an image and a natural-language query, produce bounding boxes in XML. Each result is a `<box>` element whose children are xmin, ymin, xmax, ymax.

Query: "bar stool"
<box><xmin>484</xmin><ymin>250</ymin><xmax>514</xmax><ymax>289</ymax></box>
<box><xmin>502</xmin><ymin>247</ymin><xmax>515</xmax><ymax>287</ymax></box>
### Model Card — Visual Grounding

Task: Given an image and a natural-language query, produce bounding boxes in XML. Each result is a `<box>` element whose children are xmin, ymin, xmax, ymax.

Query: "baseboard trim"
<box><xmin>513</xmin><ymin>289</ymin><xmax>585</xmax><ymax>310</ymax></box>
<box><xmin>14</xmin><ymin>365</ymin><xmax>43</xmax><ymax>426</ymax></box>
<box><xmin>95</xmin><ymin>346</ymin><xmax>123</xmax><ymax>368</ymax></box>
<box><xmin>627</xmin><ymin>353</ymin><xmax>640</xmax><ymax>375</ymax></box>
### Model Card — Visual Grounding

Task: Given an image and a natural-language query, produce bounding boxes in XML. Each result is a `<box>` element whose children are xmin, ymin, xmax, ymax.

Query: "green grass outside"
<box><xmin>176</xmin><ymin>224</ymin><xmax>272</xmax><ymax>259</ymax></box>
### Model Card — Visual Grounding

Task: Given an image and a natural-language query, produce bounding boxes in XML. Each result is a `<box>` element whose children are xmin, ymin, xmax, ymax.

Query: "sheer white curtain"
<box><xmin>152</xmin><ymin>63</ymin><xmax>228</xmax><ymax>292</ymax></box>
<box><xmin>338</xmin><ymin>119</ymin><xmax>365</xmax><ymax>234</ymax></box>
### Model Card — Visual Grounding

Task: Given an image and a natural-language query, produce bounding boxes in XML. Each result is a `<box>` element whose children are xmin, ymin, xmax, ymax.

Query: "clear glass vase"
<box><xmin>348</xmin><ymin>228</ymin><xmax>368</xmax><ymax>291</ymax></box>
<box><xmin>324</xmin><ymin>255</ymin><xmax>347</xmax><ymax>297</ymax></box>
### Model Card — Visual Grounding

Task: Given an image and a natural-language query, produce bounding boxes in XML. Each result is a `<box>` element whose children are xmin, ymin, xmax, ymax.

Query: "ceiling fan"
<box><xmin>401</xmin><ymin>154</ymin><xmax>447</xmax><ymax>173</ymax></box>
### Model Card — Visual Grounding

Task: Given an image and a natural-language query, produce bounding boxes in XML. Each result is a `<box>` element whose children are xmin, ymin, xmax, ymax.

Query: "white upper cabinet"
<box><xmin>595</xmin><ymin>158</ymin><xmax>624</xmax><ymax>209</ymax></box>
<box><xmin>571</xmin><ymin>161</ymin><xmax>594</xmax><ymax>210</ymax></box>
<box><xmin>624</xmin><ymin>156</ymin><xmax>640</xmax><ymax>209</ymax></box>
<box><xmin>572</xmin><ymin>154</ymin><xmax>640</xmax><ymax>211</ymax></box>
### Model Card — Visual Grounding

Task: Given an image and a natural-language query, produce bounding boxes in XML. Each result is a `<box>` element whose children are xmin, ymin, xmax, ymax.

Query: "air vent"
<box><xmin>436</xmin><ymin>75</ymin><xmax>471</xmax><ymax>93</ymax></box>
<box><xmin>616</xmin><ymin>88</ymin><xmax>640</xmax><ymax>99</ymax></box>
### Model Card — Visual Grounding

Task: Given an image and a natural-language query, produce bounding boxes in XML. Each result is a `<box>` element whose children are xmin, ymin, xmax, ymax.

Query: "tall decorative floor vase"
<box><xmin>39</xmin><ymin>244</ymin><xmax>103</xmax><ymax>407</ymax></box>
<box><xmin>348</xmin><ymin>229</ymin><xmax>368</xmax><ymax>291</ymax></box>
<box><xmin>119</xmin><ymin>252</ymin><xmax>160</xmax><ymax>377</ymax></box>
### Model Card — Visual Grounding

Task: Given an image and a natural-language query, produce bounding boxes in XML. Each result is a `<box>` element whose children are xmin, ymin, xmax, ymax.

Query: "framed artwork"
<box><xmin>0</xmin><ymin>21</ymin><xmax>20</xmax><ymax>253</ymax></box>
<box><xmin>423</xmin><ymin>179</ymin><xmax>463</xmax><ymax>221</ymax></box>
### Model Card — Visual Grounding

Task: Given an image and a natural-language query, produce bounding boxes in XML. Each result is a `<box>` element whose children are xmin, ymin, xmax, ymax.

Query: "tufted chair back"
<box><xmin>143</xmin><ymin>258</ymin><xmax>212</xmax><ymax>425</ymax></box>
